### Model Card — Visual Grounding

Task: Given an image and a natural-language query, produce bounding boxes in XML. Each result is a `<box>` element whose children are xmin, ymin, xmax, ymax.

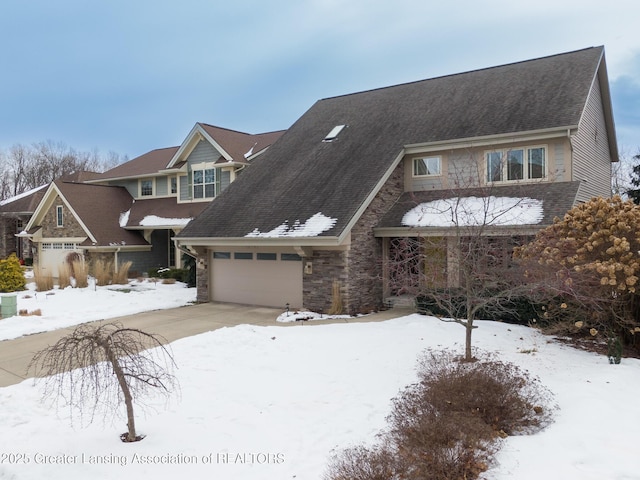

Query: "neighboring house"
<box><xmin>176</xmin><ymin>46</ymin><xmax>617</xmax><ymax>312</ymax></box>
<box><xmin>22</xmin><ymin>123</ymin><xmax>284</xmax><ymax>276</ymax></box>
<box><xmin>0</xmin><ymin>171</ymin><xmax>103</xmax><ymax>262</ymax></box>
<box><xmin>0</xmin><ymin>185</ymin><xmax>48</xmax><ymax>261</ymax></box>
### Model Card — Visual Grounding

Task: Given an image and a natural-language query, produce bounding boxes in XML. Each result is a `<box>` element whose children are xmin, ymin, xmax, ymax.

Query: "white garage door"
<box><xmin>211</xmin><ymin>250</ymin><xmax>303</xmax><ymax>309</ymax></box>
<box><xmin>39</xmin><ymin>242</ymin><xmax>82</xmax><ymax>276</ymax></box>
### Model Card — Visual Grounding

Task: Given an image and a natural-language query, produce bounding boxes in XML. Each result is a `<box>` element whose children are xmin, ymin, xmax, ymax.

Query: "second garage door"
<box><xmin>211</xmin><ymin>250</ymin><xmax>303</xmax><ymax>309</ymax></box>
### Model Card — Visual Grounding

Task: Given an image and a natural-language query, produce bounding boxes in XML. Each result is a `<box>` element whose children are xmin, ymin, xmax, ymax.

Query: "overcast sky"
<box><xmin>1</xmin><ymin>1</ymin><xmax>639</xmax><ymax>159</ymax></box>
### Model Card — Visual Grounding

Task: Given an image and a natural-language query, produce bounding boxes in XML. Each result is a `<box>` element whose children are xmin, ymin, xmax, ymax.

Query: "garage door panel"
<box><xmin>212</xmin><ymin>253</ymin><xmax>303</xmax><ymax>309</ymax></box>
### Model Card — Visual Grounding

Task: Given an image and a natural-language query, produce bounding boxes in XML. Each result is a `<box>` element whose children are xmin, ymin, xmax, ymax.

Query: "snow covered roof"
<box><xmin>121</xmin><ymin>197</ymin><xmax>206</xmax><ymax>229</ymax></box>
<box><xmin>377</xmin><ymin>181</ymin><xmax>581</xmax><ymax>234</ymax></box>
<box><xmin>245</xmin><ymin>213</ymin><xmax>337</xmax><ymax>238</ymax></box>
<box><xmin>402</xmin><ymin>196</ymin><xmax>544</xmax><ymax>228</ymax></box>
<box><xmin>0</xmin><ymin>184</ymin><xmax>48</xmax><ymax>215</ymax></box>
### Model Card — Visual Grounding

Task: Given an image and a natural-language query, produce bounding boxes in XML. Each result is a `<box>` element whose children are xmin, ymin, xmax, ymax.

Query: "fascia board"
<box><xmin>403</xmin><ymin>127</ymin><xmax>578</xmax><ymax>155</ymax></box>
<box><xmin>175</xmin><ymin>236</ymin><xmax>343</xmax><ymax>248</ymax></box>
<box><xmin>337</xmin><ymin>149</ymin><xmax>406</xmax><ymax>245</ymax></box>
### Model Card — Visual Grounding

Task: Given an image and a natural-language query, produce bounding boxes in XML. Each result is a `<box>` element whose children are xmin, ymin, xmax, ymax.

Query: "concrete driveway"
<box><xmin>0</xmin><ymin>302</ymin><xmax>411</xmax><ymax>388</ymax></box>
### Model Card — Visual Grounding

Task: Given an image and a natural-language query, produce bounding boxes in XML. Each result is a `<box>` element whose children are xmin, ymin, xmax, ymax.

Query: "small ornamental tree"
<box><xmin>29</xmin><ymin>322</ymin><xmax>177</xmax><ymax>442</ymax></box>
<box><xmin>514</xmin><ymin>196</ymin><xmax>640</xmax><ymax>349</ymax></box>
<box><xmin>0</xmin><ymin>253</ymin><xmax>26</xmax><ymax>292</ymax></box>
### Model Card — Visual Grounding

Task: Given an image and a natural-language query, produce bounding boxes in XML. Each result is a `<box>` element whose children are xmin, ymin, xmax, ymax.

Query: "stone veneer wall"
<box><xmin>346</xmin><ymin>161</ymin><xmax>404</xmax><ymax>312</ymax></box>
<box><xmin>195</xmin><ymin>248</ymin><xmax>209</xmax><ymax>302</ymax></box>
<box><xmin>41</xmin><ymin>196</ymin><xmax>86</xmax><ymax>238</ymax></box>
<box><xmin>0</xmin><ymin>219</ymin><xmax>16</xmax><ymax>259</ymax></box>
<box><xmin>302</xmin><ymin>161</ymin><xmax>404</xmax><ymax>313</ymax></box>
<box><xmin>302</xmin><ymin>249</ymin><xmax>348</xmax><ymax>313</ymax></box>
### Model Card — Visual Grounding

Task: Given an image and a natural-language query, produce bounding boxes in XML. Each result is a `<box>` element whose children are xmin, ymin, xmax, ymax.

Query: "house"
<box><xmin>22</xmin><ymin>123</ymin><xmax>284</xmax><ymax>276</ymax></box>
<box><xmin>0</xmin><ymin>171</ymin><xmax>104</xmax><ymax>262</ymax></box>
<box><xmin>0</xmin><ymin>185</ymin><xmax>48</xmax><ymax>261</ymax></box>
<box><xmin>176</xmin><ymin>46</ymin><xmax>617</xmax><ymax>312</ymax></box>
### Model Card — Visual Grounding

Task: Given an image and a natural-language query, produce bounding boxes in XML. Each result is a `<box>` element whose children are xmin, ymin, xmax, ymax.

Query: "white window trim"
<box><xmin>56</xmin><ymin>205</ymin><xmax>64</xmax><ymax>227</ymax></box>
<box><xmin>191</xmin><ymin>162</ymin><xmax>217</xmax><ymax>201</ymax></box>
<box><xmin>484</xmin><ymin>145</ymin><xmax>548</xmax><ymax>184</ymax></box>
<box><xmin>412</xmin><ymin>156</ymin><xmax>442</xmax><ymax>177</ymax></box>
<box><xmin>139</xmin><ymin>178</ymin><xmax>155</xmax><ymax>197</ymax></box>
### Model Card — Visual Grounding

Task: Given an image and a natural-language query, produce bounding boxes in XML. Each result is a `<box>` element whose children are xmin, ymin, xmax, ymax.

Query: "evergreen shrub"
<box><xmin>0</xmin><ymin>254</ymin><xmax>26</xmax><ymax>293</ymax></box>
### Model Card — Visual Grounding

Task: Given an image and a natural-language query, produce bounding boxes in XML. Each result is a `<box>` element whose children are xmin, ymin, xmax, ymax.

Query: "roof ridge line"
<box><xmin>319</xmin><ymin>46</ymin><xmax>603</xmax><ymax>102</ymax></box>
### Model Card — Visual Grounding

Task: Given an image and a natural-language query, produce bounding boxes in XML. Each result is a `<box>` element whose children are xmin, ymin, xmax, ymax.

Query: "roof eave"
<box><xmin>86</xmin><ymin>173</ymin><xmax>158</xmax><ymax>184</ymax></box>
<box><xmin>126</xmin><ymin>224</ymin><xmax>191</xmax><ymax>230</ymax></box>
<box><xmin>176</xmin><ymin>236</ymin><xmax>343</xmax><ymax>248</ymax></box>
<box><xmin>83</xmin><ymin>245</ymin><xmax>152</xmax><ymax>252</ymax></box>
<box><xmin>404</xmin><ymin>126</ymin><xmax>579</xmax><ymax>154</ymax></box>
<box><xmin>374</xmin><ymin>225</ymin><xmax>548</xmax><ymax>238</ymax></box>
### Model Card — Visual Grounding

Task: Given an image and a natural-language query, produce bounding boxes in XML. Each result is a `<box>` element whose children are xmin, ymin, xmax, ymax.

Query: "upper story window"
<box><xmin>193</xmin><ymin>168</ymin><xmax>216</xmax><ymax>199</ymax></box>
<box><xmin>140</xmin><ymin>179</ymin><xmax>154</xmax><ymax>196</ymax></box>
<box><xmin>170</xmin><ymin>177</ymin><xmax>177</xmax><ymax>194</ymax></box>
<box><xmin>486</xmin><ymin>146</ymin><xmax>546</xmax><ymax>183</ymax></box>
<box><xmin>56</xmin><ymin>205</ymin><xmax>63</xmax><ymax>227</ymax></box>
<box><xmin>413</xmin><ymin>156</ymin><xmax>441</xmax><ymax>177</ymax></box>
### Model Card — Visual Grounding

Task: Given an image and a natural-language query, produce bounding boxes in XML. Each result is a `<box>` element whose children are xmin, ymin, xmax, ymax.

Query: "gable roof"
<box><xmin>0</xmin><ymin>185</ymin><xmax>48</xmax><ymax>215</ymax></box>
<box><xmin>375</xmin><ymin>181</ymin><xmax>582</xmax><ymax>236</ymax></box>
<box><xmin>198</xmin><ymin>124</ymin><xmax>286</xmax><ymax>163</ymax></box>
<box><xmin>89</xmin><ymin>147</ymin><xmax>180</xmax><ymax>182</ymax></box>
<box><xmin>178</xmin><ymin>47</ymin><xmax>609</xmax><ymax>243</ymax></box>
<box><xmin>27</xmin><ymin>180</ymin><xmax>148</xmax><ymax>248</ymax></box>
<box><xmin>166</xmin><ymin>123</ymin><xmax>285</xmax><ymax>168</ymax></box>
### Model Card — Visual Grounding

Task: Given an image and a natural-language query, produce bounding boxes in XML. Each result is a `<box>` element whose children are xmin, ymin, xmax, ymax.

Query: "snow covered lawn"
<box><xmin>1</xmin><ymin>283</ymin><xmax>639</xmax><ymax>479</ymax></box>
<box><xmin>0</xmin><ymin>279</ymin><xmax>196</xmax><ymax>341</ymax></box>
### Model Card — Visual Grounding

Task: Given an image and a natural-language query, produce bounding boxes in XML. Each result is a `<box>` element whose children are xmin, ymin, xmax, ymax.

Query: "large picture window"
<box><xmin>193</xmin><ymin>168</ymin><xmax>216</xmax><ymax>199</ymax></box>
<box><xmin>486</xmin><ymin>146</ymin><xmax>546</xmax><ymax>183</ymax></box>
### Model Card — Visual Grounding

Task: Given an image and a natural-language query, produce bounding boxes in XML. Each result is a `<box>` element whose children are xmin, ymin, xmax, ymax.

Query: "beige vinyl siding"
<box><xmin>572</xmin><ymin>75</ymin><xmax>613</xmax><ymax>201</ymax></box>
<box><xmin>553</xmin><ymin>142</ymin><xmax>568</xmax><ymax>181</ymax></box>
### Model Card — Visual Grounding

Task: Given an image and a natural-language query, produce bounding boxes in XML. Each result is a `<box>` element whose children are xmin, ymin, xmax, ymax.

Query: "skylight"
<box><xmin>323</xmin><ymin>124</ymin><xmax>346</xmax><ymax>142</ymax></box>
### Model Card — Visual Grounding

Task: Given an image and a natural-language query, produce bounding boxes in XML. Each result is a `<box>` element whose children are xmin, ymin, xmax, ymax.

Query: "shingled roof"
<box><xmin>198</xmin><ymin>124</ymin><xmax>286</xmax><ymax>163</ymax></box>
<box><xmin>0</xmin><ymin>185</ymin><xmax>48</xmax><ymax>216</ymax></box>
<box><xmin>179</xmin><ymin>47</ymin><xmax>606</xmax><ymax>241</ymax></box>
<box><xmin>52</xmin><ymin>180</ymin><xmax>148</xmax><ymax>247</ymax></box>
<box><xmin>90</xmin><ymin>147</ymin><xmax>180</xmax><ymax>181</ymax></box>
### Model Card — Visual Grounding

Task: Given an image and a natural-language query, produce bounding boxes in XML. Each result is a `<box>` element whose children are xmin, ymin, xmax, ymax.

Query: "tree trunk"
<box><xmin>465</xmin><ymin>320</ymin><xmax>473</xmax><ymax>361</ymax></box>
<box><xmin>101</xmin><ymin>339</ymin><xmax>137</xmax><ymax>442</ymax></box>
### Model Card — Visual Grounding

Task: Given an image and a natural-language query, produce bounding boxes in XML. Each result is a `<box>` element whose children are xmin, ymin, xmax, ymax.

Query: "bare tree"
<box><xmin>385</xmin><ymin>152</ymin><xmax>544</xmax><ymax>360</ymax></box>
<box><xmin>29</xmin><ymin>322</ymin><xmax>177</xmax><ymax>442</ymax></box>
<box><xmin>612</xmin><ymin>145</ymin><xmax>637</xmax><ymax>198</ymax></box>
<box><xmin>0</xmin><ymin>141</ymin><xmax>128</xmax><ymax>201</ymax></box>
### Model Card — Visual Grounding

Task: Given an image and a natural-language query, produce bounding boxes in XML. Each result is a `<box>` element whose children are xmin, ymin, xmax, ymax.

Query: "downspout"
<box><xmin>567</xmin><ymin>128</ymin><xmax>574</xmax><ymax>181</ymax></box>
<box><xmin>114</xmin><ymin>247</ymin><xmax>120</xmax><ymax>273</ymax></box>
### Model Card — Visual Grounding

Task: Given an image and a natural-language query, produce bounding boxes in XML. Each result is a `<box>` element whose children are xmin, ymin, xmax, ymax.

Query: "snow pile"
<box><xmin>245</xmin><ymin>212</ymin><xmax>337</xmax><ymax>237</ymax></box>
<box><xmin>139</xmin><ymin>215</ymin><xmax>193</xmax><ymax>227</ymax></box>
<box><xmin>119</xmin><ymin>209</ymin><xmax>131</xmax><ymax>227</ymax></box>
<box><xmin>276</xmin><ymin>310</ymin><xmax>351</xmax><ymax>322</ymax></box>
<box><xmin>402</xmin><ymin>196</ymin><xmax>544</xmax><ymax>227</ymax></box>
